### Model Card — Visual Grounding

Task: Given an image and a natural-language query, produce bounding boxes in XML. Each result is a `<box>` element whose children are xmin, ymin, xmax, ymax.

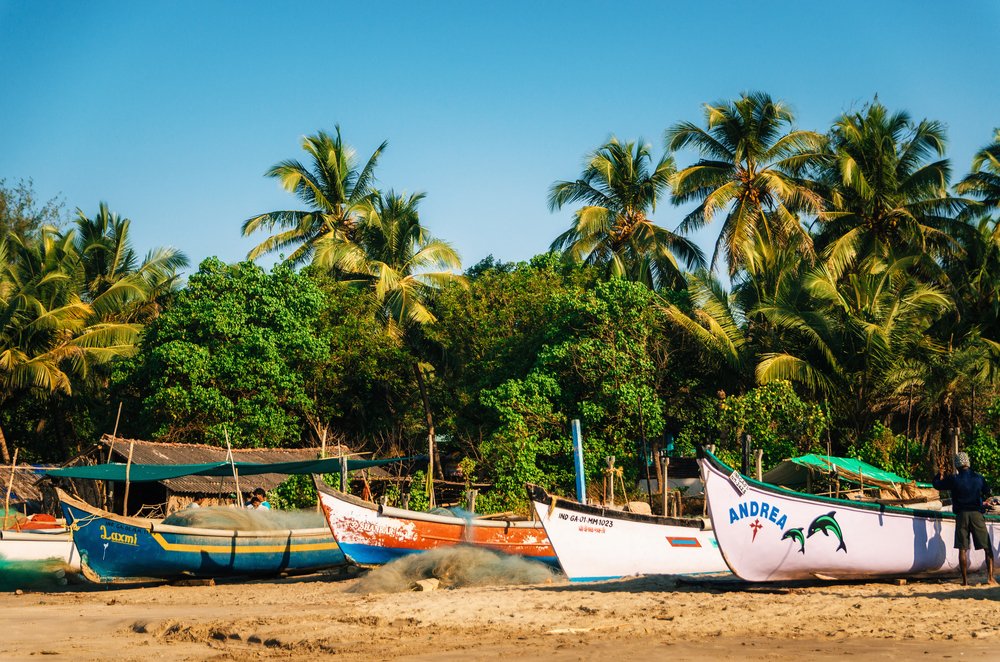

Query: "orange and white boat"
<box><xmin>315</xmin><ymin>479</ymin><xmax>556</xmax><ymax>567</ymax></box>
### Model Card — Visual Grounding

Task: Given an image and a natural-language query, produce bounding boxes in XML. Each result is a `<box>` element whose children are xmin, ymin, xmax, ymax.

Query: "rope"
<box><xmin>68</xmin><ymin>513</ymin><xmax>103</xmax><ymax>532</ymax></box>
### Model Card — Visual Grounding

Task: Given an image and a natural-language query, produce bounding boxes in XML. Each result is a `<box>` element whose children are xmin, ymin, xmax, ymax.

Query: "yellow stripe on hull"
<box><xmin>150</xmin><ymin>532</ymin><xmax>340</xmax><ymax>554</ymax></box>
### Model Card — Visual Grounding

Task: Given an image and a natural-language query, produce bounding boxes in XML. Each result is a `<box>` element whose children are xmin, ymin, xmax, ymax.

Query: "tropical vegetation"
<box><xmin>5</xmin><ymin>95</ymin><xmax>1000</xmax><ymax>508</ymax></box>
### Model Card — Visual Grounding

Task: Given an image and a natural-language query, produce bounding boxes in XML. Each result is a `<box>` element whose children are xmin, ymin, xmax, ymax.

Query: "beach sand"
<box><xmin>2</xmin><ymin>568</ymin><xmax>1000</xmax><ymax>661</ymax></box>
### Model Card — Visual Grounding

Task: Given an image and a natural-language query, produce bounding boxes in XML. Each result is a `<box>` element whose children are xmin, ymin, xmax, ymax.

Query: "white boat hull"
<box><xmin>698</xmin><ymin>448</ymin><xmax>997</xmax><ymax>581</ymax></box>
<box><xmin>0</xmin><ymin>529</ymin><xmax>80</xmax><ymax>570</ymax></box>
<box><xmin>527</xmin><ymin>485</ymin><xmax>729</xmax><ymax>581</ymax></box>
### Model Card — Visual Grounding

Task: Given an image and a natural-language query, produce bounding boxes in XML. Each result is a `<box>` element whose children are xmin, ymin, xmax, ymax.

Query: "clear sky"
<box><xmin>2</xmin><ymin>1</ymin><xmax>999</xmax><ymax>275</ymax></box>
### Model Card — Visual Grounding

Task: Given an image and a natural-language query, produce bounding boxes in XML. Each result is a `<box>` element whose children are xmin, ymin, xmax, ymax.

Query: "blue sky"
<box><xmin>2</xmin><ymin>1</ymin><xmax>999</xmax><ymax>275</ymax></box>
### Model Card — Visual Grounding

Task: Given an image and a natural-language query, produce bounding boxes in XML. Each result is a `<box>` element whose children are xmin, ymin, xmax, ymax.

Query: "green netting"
<box><xmin>44</xmin><ymin>455</ymin><xmax>422</xmax><ymax>482</ymax></box>
<box><xmin>762</xmin><ymin>454</ymin><xmax>932</xmax><ymax>489</ymax></box>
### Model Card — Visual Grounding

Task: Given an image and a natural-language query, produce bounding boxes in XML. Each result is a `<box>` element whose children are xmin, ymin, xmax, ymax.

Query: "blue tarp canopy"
<box><xmin>44</xmin><ymin>455</ymin><xmax>422</xmax><ymax>482</ymax></box>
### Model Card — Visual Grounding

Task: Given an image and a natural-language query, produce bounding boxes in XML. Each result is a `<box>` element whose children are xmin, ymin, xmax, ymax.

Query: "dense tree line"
<box><xmin>3</xmin><ymin>94</ymin><xmax>1000</xmax><ymax>510</ymax></box>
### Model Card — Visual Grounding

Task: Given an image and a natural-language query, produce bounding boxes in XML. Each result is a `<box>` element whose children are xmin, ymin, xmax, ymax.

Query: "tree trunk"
<box><xmin>0</xmin><ymin>422</ymin><xmax>9</xmax><ymax>464</ymax></box>
<box><xmin>413</xmin><ymin>363</ymin><xmax>444</xmax><ymax>480</ymax></box>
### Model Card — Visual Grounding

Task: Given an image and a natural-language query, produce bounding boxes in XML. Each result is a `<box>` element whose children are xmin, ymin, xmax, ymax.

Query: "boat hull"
<box><xmin>316</xmin><ymin>482</ymin><xmax>557</xmax><ymax>566</ymax></box>
<box><xmin>0</xmin><ymin>529</ymin><xmax>80</xmax><ymax>570</ymax></box>
<box><xmin>59</xmin><ymin>491</ymin><xmax>345</xmax><ymax>581</ymax></box>
<box><xmin>698</xmin><ymin>447</ymin><xmax>999</xmax><ymax>581</ymax></box>
<box><xmin>527</xmin><ymin>485</ymin><xmax>728</xmax><ymax>582</ymax></box>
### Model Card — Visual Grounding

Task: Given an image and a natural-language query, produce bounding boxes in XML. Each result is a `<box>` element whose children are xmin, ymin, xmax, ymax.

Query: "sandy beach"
<box><xmin>3</xmin><ymin>561</ymin><xmax>1000</xmax><ymax>661</ymax></box>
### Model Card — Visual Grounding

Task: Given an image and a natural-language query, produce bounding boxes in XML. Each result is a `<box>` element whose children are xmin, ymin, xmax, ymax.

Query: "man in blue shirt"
<box><xmin>933</xmin><ymin>452</ymin><xmax>995</xmax><ymax>586</ymax></box>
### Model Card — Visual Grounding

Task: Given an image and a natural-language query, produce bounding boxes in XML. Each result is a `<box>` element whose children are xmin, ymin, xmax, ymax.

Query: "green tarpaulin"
<box><xmin>762</xmin><ymin>454</ymin><xmax>932</xmax><ymax>489</ymax></box>
<box><xmin>44</xmin><ymin>455</ymin><xmax>421</xmax><ymax>482</ymax></box>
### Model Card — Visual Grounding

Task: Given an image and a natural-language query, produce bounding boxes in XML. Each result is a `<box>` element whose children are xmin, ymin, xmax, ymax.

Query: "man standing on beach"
<box><xmin>933</xmin><ymin>452</ymin><xmax>996</xmax><ymax>586</ymax></box>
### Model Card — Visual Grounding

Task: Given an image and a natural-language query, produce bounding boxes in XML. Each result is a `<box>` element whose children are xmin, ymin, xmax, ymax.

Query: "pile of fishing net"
<box><xmin>0</xmin><ymin>557</ymin><xmax>71</xmax><ymax>591</ymax></box>
<box><xmin>349</xmin><ymin>545</ymin><xmax>561</xmax><ymax>593</ymax></box>
<box><xmin>162</xmin><ymin>507</ymin><xmax>325</xmax><ymax>531</ymax></box>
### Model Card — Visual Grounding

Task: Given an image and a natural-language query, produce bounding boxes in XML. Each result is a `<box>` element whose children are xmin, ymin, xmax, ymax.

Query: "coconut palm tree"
<box><xmin>666</xmin><ymin>92</ymin><xmax>826</xmax><ymax>275</ymax></box>
<box><xmin>815</xmin><ymin>101</ymin><xmax>964</xmax><ymax>265</ymax></box>
<box><xmin>0</xmin><ymin>229</ymin><xmax>140</xmax><ymax>462</ymax></box>
<box><xmin>242</xmin><ymin>127</ymin><xmax>387</xmax><ymax>266</ymax></box>
<box><xmin>73</xmin><ymin>203</ymin><xmax>188</xmax><ymax>322</ymax></box>
<box><xmin>956</xmin><ymin>129</ymin><xmax>1000</xmax><ymax>222</ymax></box>
<box><xmin>549</xmin><ymin>137</ymin><xmax>704</xmax><ymax>289</ymax></box>
<box><xmin>756</xmin><ymin>253</ymin><xmax>953</xmax><ymax>439</ymax></box>
<box><xmin>314</xmin><ymin>191</ymin><xmax>464</xmax><ymax>483</ymax></box>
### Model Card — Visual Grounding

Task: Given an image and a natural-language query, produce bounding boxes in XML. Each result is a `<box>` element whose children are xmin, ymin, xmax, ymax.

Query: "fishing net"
<box><xmin>0</xmin><ymin>509</ymin><xmax>28</xmax><ymax>530</ymax></box>
<box><xmin>161</xmin><ymin>507</ymin><xmax>325</xmax><ymax>531</ymax></box>
<box><xmin>0</xmin><ymin>557</ymin><xmax>71</xmax><ymax>591</ymax></box>
<box><xmin>348</xmin><ymin>545</ymin><xmax>561</xmax><ymax>593</ymax></box>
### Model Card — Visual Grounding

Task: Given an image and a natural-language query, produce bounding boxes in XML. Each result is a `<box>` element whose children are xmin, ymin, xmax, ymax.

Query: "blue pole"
<box><xmin>571</xmin><ymin>419</ymin><xmax>586</xmax><ymax>503</ymax></box>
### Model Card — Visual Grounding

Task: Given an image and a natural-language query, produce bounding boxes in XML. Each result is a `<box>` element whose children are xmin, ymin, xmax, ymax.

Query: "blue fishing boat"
<box><xmin>58</xmin><ymin>489</ymin><xmax>345</xmax><ymax>582</ymax></box>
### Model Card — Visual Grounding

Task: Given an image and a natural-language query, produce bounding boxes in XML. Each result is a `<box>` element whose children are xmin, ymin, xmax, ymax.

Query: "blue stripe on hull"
<box><xmin>62</xmin><ymin>503</ymin><xmax>345</xmax><ymax>581</ymax></box>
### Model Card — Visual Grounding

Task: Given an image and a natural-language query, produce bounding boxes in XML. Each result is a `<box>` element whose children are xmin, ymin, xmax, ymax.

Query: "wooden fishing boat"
<box><xmin>316</xmin><ymin>480</ymin><xmax>557</xmax><ymax>566</ymax></box>
<box><xmin>527</xmin><ymin>484</ymin><xmax>728</xmax><ymax>581</ymax></box>
<box><xmin>697</xmin><ymin>446</ymin><xmax>999</xmax><ymax>581</ymax></box>
<box><xmin>0</xmin><ymin>528</ymin><xmax>80</xmax><ymax>569</ymax></box>
<box><xmin>58</xmin><ymin>489</ymin><xmax>345</xmax><ymax>582</ymax></box>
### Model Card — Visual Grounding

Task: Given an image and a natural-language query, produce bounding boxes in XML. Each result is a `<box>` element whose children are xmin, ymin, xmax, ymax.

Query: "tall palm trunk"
<box><xmin>0</xmin><ymin>423</ymin><xmax>10</xmax><ymax>464</ymax></box>
<box><xmin>413</xmin><ymin>363</ymin><xmax>445</xmax><ymax>481</ymax></box>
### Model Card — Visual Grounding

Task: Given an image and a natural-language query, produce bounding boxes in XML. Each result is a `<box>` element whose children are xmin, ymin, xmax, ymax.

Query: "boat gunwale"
<box><xmin>318</xmin><ymin>477</ymin><xmax>544</xmax><ymax>530</ymax></box>
<box><xmin>57</xmin><ymin>489</ymin><xmax>333</xmax><ymax>539</ymax></box>
<box><xmin>696</xmin><ymin>446</ymin><xmax>993</xmax><ymax>522</ymax></box>
<box><xmin>525</xmin><ymin>484</ymin><xmax>708</xmax><ymax>529</ymax></box>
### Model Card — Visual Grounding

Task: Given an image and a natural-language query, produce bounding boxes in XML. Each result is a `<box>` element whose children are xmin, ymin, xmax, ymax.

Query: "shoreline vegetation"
<box><xmin>1</xmin><ymin>92</ymin><xmax>999</xmax><ymax>514</ymax></box>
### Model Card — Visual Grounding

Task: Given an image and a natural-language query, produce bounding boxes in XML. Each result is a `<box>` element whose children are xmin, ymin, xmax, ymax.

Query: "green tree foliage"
<box><xmin>0</xmin><ymin>178</ymin><xmax>63</xmax><ymax>237</ymax></box>
<box><xmin>114</xmin><ymin>258</ymin><xmax>326</xmax><ymax>447</ymax></box>
<box><xmin>478</xmin><ymin>279</ymin><xmax>664</xmax><ymax>509</ymax></box>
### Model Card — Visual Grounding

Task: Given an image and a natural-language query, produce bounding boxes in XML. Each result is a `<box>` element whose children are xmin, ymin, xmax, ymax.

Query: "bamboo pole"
<box><xmin>106</xmin><ymin>401</ymin><xmax>123</xmax><ymax>462</ymax></box>
<box><xmin>4</xmin><ymin>448</ymin><xmax>18</xmax><ymax>530</ymax></box>
<box><xmin>224</xmin><ymin>430</ymin><xmax>242</xmax><ymax>507</ymax></box>
<box><xmin>755</xmin><ymin>449</ymin><xmax>764</xmax><ymax>481</ymax></box>
<box><xmin>607</xmin><ymin>456</ymin><xmax>615</xmax><ymax>506</ymax></box>
<box><xmin>122</xmin><ymin>442</ymin><xmax>134</xmax><ymax>516</ymax></box>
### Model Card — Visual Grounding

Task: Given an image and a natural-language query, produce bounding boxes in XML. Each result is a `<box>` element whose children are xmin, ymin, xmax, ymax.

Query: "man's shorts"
<box><xmin>955</xmin><ymin>510</ymin><xmax>991</xmax><ymax>550</ymax></box>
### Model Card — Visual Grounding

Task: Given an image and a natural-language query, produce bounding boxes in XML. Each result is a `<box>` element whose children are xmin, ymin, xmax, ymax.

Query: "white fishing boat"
<box><xmin>527</xmin><ymin>484</ymin><xmax>728</xmax><ymax>582</ymax></box>
<box><xmin>0</xmin><ymin>527</ymin><xmax>80</xmax><ymax>570</ymax></box>
<box><xmin>697</xmin><ymin>446</ymin><xmax>998</xmax><ymax>581</ymax></box>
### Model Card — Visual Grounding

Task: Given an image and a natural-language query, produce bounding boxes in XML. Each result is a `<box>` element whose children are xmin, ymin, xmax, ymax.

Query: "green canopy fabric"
<box><xmin>762</xmin><ymin>454</ymin><xmax>932</xmax><ymax>489</ymax></box>
<box><xmin>44</xmin><ymin>455</ymin><xmax>422</xmax><ymax>482</ymax></box>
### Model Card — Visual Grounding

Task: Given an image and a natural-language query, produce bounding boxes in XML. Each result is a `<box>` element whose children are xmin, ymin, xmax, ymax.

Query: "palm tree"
<box><xmin>73</xmin><ymin>203</ymin><xmax>188</xmax><ymax>322</ymax></box>
<box><xmin>662</xmin><ymin>231</ymin><xmax>809</xmax><ymax>393</ymax></box>
<box><xmin>0</xmin><ymin>229</ymin><xmax>140</xmax><ymax>462</ymax></box>
<box><xmin>549</xmin><ymin>137</ymin><xmax>704</xmax><ymax>289</ymax></box>
<box><xmin>666</xmin><ymin>92</ymin><xmax>826</xmax><ymax>275</ymax></box>
<box><xmin>314</xmin><ymin>191</ymin><xmax>464</xmax><ymax>484</ymax></box>
<box><xmin>242</xmin><ymin>127</ymin><xmax>387</xmax><ymax>266</ymax></box>
<box><xmin>756</xmin><ymin>253</ymin><xmax>953</xmax><ymax>439</ymax></box>
<box><xmin>815</xmin><ymin>101</ymin><xmax>964</xmax><ymax>265</ymax></box>
<box><xmin>956</xmin><ymin>129</ymin><xmax>1000</xmax><ymax>221</ymax></box>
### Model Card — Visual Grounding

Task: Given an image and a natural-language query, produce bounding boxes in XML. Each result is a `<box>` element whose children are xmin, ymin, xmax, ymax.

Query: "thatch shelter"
<box><xmin>47</xmin><ymin>434</ymin><xmax>363</xmax><ymax>516</ymax></box>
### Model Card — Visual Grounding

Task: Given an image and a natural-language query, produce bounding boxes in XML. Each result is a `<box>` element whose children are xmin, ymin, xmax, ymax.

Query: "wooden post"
<box><xmin>607</xmin><ymin>456</ymin><xmax>615</xmax><ymax>506</ymax></box>
<box><xmin>4</xmin><ymin>448</ymin><xmax>18</xmax><ymax>529</ymax></box>
<box><xmin>661</xmin><ymin>457</ymin><xmax>670</xmax><ymax>517</ymax></box>
<box><xmin>320</xmin><ymin>428</ymin><xmax>327</xmax><ymax>459</ymax></box>
<box><xmin>466</xmin><ymin>489</ymin><xmax>478</xmax><ymax>513</ymax></box>
<box><xmin>122</xmin><ymin>441</ymin><xmax>135</xmax><ymax>516</ymax></box>
<box><xmin>755</xmin><ymin>449</ymin><xmax>764</xmax><ymax>481</ymax></box>
<box><xmin>340</xmin><ymin>455</ymin><xmax>348</xmax><ymax>492</ymax></box>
